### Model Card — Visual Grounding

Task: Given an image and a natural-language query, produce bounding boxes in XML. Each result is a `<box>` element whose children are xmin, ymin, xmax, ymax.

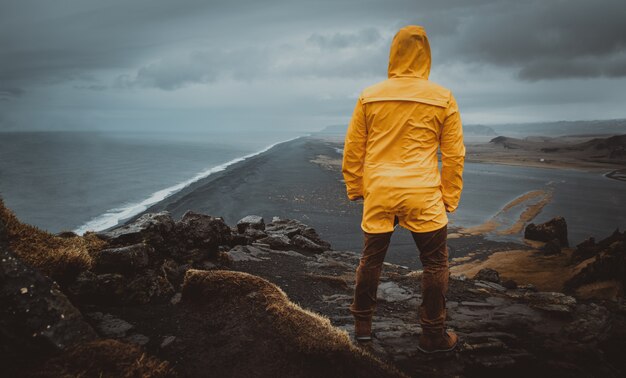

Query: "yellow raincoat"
<box><xmin>342</xmin><ymin>25</ymin><xmax>465</xmax><ymax>234</ymax></box>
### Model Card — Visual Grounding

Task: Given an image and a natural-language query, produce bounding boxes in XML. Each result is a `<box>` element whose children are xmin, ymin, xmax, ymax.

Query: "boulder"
<box><xmin>377</xmin><ymin>281</ymin><xmax>415</xmax><ymax>302</ymax></box>
<box><xmin>124</xmin><ymin>269</ymin><xmax>175</xmax><ymax>305</ymax></box>
<box><xmin>266</xmin><ymin>218</ymin><xmax>331</xmax><ymax>250</ymax></box>
<box><xmin>541</xmin><ymin>238</ymin><xmax>562</xmax><ymax>255</ymax></box>
<box><xmin>257</xmin><ymin>234</ymin><xmax>291</xmax><ymax>250</ymax></box>
<box><xmin>502</xmin><ymin>279</ymin><xmax>518</xmax><ymax>290</ymax></box>
<box><xmin>86</xmin><ymin>312</ymin><xmax>134</xmax><ymax>338</ymax></box>
<box><xmin>236</xmin><ymin>215</ymin><xmax>265</xmax><ymax>233</ymax></box>
<box><xmin>571</xmin><ymin>229</ymin><xmax>624</xmax><ymax>262</ymax></box>
<box><xmin>175</xmin><ymin>211</ymin><xmax>232</xmax><ymax>258</ymax></box>
<box><xmin>524</xmin><ymin>217</ymin><xmax>569</xmax><ymax>246</ymax></box>
<box><xmin>97</xmin><ymin>212</ymin><xmax>176</xmax><ymax>248</ymax></box>
<box><xmin>474</xmin><ymin>268</ymin><xmax>501</xmax><ymax>283</ymax></box>
<box><xmin>225</xmin><ymin>245</ymin><xmax>267</xmax><ymax>262</ymax></box>
<box><xmin>0</xmin><ymin>246</ymin><xmax>97</xmax><ymax>358</ymax></box>
<box><xmin>68</xmin><ymin>271</ymin><xmax>126</xmax><ymax>304</ymax></box>
<box><xmin>524</xmin><ymin>291</ymin><xmax>577</xmax><ymax>314</ymax></box>
<box><xmin>243</xmin><ymin>228</ymin><xmax>267</xmax><ymax>240</ymax></box>
<box><xmin>565</xmin><ymin>236</ymin><xmax>626</xmax><ymax>293</ymax></box>
<box><xmin>91</xmin><ymin>243</ymin><xmax>151</xmax><ymax>273</ymax></box>
<box><xmin>291</xmin><ymin>234</ymin><xmax>327</xmax><ymax>253</ymax></box>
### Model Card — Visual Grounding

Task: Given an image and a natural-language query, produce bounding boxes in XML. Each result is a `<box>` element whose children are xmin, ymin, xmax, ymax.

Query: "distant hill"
<box><xmin>464</xmin><ymin>125</ymin><xmax>497</xmax><ymax>135</ymax></box>
<box><xmin>316</xmin><ymin>119</ymin><xmax>626</xmax><ymax>139</ymax></box>
<box><xmin>316</xmin><ymin>124</ymin><xmax>497</xmax><ymax>136</ymax></box>
<box><xmin>489</xmin><ymin>134</ymin><xmax>626</xmax><ymax>160</ymax></box>
<box><xmin>487</xmin><ymin>119</ymin><xmax>626</xmax><ymax>137</ymax></box>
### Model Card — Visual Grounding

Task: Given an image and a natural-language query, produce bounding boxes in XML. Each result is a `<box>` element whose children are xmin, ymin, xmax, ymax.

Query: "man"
<box><xmin>341</xmin><ymin>25</ymin><xmax>465</xmax><ymax>353</ymax></box>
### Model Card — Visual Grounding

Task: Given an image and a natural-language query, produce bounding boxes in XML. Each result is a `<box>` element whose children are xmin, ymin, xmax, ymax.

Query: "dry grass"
<box><xmin>450</xmin><ymin>248</ymin><xmax>594</xmax><ymax>292</ymax></box>
<box><xmin>36</xmin><ymin>339</ymin><xmax>173</xmax><ymax>378</ymax></box>
<box><xmin>304</xmin><ymin>272</ymin><xmax>352</xmax><ymax>289</ymax></box>
<box><xmin>182</xmin><ymin>269</ymin><xmax>406</xmax><ymax>377</ymax></box>
<box><xmin>1</xmin><ymin>198</ymin><xmax>106</xmax><ymax>284</ymax></box>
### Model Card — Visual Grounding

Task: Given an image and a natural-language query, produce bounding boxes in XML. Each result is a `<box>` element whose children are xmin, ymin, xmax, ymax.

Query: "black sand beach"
<box><xmin>135</xmin><ymin>137</ymin><xmax>524</xmax><ymax>269</ymax></box>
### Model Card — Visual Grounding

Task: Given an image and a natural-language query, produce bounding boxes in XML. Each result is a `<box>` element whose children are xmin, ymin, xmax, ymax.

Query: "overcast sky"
<box><xmin>1</xmin><ymin>0</ymin><xmax>625</xmax><ymax>134</ymax></box>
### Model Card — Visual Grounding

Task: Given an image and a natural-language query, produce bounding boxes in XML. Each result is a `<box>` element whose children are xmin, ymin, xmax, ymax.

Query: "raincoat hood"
<box><xmin>388</xmin><ymin>25</ymin><xmax>431</xmax><ymax>79</ymax></box>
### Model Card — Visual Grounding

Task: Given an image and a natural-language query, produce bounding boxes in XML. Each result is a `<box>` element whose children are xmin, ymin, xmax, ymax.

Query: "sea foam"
<box><xmin>74</xmin><ymin>137</ymin><xmax>301</xmax><ymax>235</ymax></box>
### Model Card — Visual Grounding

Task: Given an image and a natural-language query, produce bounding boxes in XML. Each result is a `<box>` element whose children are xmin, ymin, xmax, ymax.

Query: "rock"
<box><xmin>170</xmin><ymin>292</ymin><xmax>182</xmax><ymax>305</ymax></box>
<box><xmin>518</xmin><ymin>283</ymin><xmax>538</xmax><ymax>292</ymax></box>
<box><xmin>68</xmin><ymin>271</ymin><xmax>126</xmax><ymax>304</ymax></box>
<box><xmin>87</xmin><ymin>312</ymin><xmax>134</xmax><ymax>338</ymax></box>
<box><xmin>541</xmin><ymin>238</ymin><xmax>562</xmax><ymax>255</ymax></box>
<box><xmin>265</xmin><ymin>218</ymin><xmax>331</xmax><ymax>250</ymax></box>
<box><xmin>97</xmin><ymin>211</ymin><xmax>175</xmax><ymax>247</ymax></box>
<box><xmin>257</xmin><ymin>234</ymin><xmax>291</xmax><ymax>250</ymax></box>
<box><xmin>0</xmin><ymin>247</ymin><xmax>97</xmax><ymax>356</ymax></box>
<box><xmin>524</xmin><ymin>216</ymin><xmax>569</xmax><ymax>246</ymax></box>
<box><xmin>291</xmin><ymin>234</ymin><xmax>327</xmax><ymax>253</ymax></box>
<box><xmin>377</xmin><ymin>281</ymin><xmax>415</xmax><ymax>302</ymax></box>
<box><xmin>225</xmin><ymin>245</ymin><xmax>267</xmax><ymax>262</ymax></box>
<box><xmin>91</xmin><ymin>243</ymin><xmax>151</xmax><ymax>273</ymax></box>
<box><xmin>474</xmin><ymin>280</ymin><xmax>507</xmax><ymax>292</ymax></box>
<box><xmin>321</xmin><ymin>293</ymin><xmax>353</xmax><ymax>303</ymax></box>
<box><xmin>124</xmin><ymin>269</ymin><xmax>175</xmax><ymax>305</ymax></box>
<box><xmin>564</xmin><ymin>303</ymin><xmax>610</xmax><ymax>341</ymax></box>
<box><xmin>243</xmin><ymin>228</ymin><xmax>267</xmax><ymax>240</ymax></box>
<box><xmin>125</xmin><ymin>333</ymin><xmax>150</xmax><ymax>346</ymax></box>
<box><xmin>175</xmin><ymin>211</ymin><xmax>232</xmax><ymax>258</ymax></box>
<box><xmin>473</xmin><ymin>268</ymin><xmax>501</xmax><ymax>283</ymax></box>
<box><xmin>571</xmin><ymin>229</ymin><xmax>624</xmax><ymax>262</ymax></box>
<box><xmin>161</xmin><ymin>259</ymin><xmax>189</xmax><ymax>287</ymax></box>
<box><xmin>236</xmin><ymin>215</ymin><xmax>265</xmax><ymax>233</ymax></box>
<box><xmin>160</xmin><ymin>335</ymin><xmax>176</xmax><ymax>348</ymax></box>
<box><xmin>501</xmin><ymin>279</ymin><xmax>518</xmax><ymax>289</ymax></box>
<box><xmin>230</xmin><ymin>233</ymin><xmax>249</xmax><ymax>246</ymax></box>
<box><xmin>565</xmin><ymin>233</ymin><xmax>626</xmax><ymax>293</ymax></box>
<box><xmin>572</xmin><ymin>237</ymin><xmax>598</xmax><ymax>261</ymax></box>
<box><xmin>524</xmin><ymin>292</ymin><xmax>577</xmax><ymax>314</ymax></box>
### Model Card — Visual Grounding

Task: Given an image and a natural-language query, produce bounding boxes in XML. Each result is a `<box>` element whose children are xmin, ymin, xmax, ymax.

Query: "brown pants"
<box><xmin>349</xmin><ymin>223</ymin><xmax>449</xmax><ymax>334</ymax></box>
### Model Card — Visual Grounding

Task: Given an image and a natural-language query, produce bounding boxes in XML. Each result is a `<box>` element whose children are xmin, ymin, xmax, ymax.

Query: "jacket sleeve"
<box><xmin>342</xmin><ymin>97</ymin><xmax>367</xmax><ymax>200</ymax></box>
<box><xmin>439</xmin><ymin>93</ymin><xmax>465</xmax><ymax>212</ymax></box>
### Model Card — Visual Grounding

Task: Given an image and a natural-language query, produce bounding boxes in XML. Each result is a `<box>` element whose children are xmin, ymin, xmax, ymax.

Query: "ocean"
<box><xmin>0</xmin><ymin>131</ymin><xmax>301</xmax><ymax>233</ymax></box>
<box><xmin>449</xmin><ymin>162</ymin><xmax>625</xmax><ymax>244</ymax></box>
<box><xmin>1</xmin><ymin>132</ymin><xmax>623</xmax><ymax>250</ymax></box>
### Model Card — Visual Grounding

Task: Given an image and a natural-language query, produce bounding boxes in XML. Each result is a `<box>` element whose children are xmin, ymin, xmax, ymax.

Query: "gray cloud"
<box><xmin>307</xmin><ymin>28</ymin><xmax>382</xmax><ymax>50</ymax></box>
<box><xmin>447</xmin><ymin>0</ymin><xmax>626</xmax><ymax>80</ymax></box>
<box><xmin>0</xmin><ymin>87</ymin><xmax>24</xmax><ymax>101</ymax></box>
<box><xmin>1</xmin><ymin>0</ymin><xmax>625</xmax><ymax>132</ymax></box>
<box><xmin>117</xmin><ymin>29</ymin><xmax>389</xmax><ymax>90</ymax></box>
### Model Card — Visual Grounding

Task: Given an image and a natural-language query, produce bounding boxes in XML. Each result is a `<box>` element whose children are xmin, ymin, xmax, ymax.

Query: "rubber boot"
<box><xmin>354</xmin><ymin>318</ymin><xmax>372</xmax><ymax>342</ymax></box>
<box><xmin>417</xmin><ymin>329</ymin><xmax>458</xmax><ymax>353</ymax></box>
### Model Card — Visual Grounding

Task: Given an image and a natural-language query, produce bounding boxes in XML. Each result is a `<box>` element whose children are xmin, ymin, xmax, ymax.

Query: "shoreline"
<box><xmin>74</xmin><ymin>136</ymin><xmax>305</xmax><ymax>235</ymax></box>
<box><xmin>88</xmin><ymin>135</ymin><xmax>623</xmax><ymax>268</ymax></box>
<box><xmin>123</xmin><ymin>136</ymin><xmax>530</xmax><ymax>269</ymax></box>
